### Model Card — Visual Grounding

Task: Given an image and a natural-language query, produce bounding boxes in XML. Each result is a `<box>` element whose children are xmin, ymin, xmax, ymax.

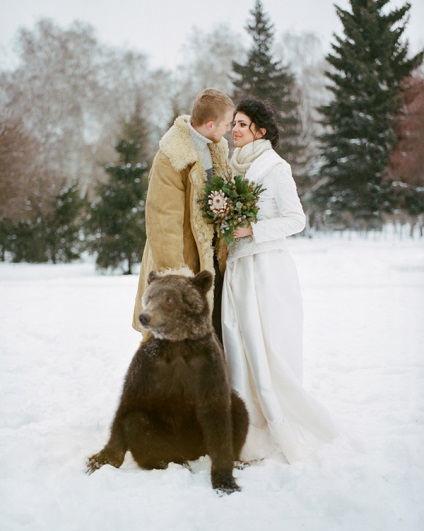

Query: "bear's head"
<box><xmin>139</xmin><ymin>270</ymin><xmax>213</xmax><ymax>341</ymax></box>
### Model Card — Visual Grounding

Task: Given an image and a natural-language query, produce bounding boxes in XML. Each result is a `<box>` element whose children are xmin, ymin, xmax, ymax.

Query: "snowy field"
<box><xmin>1</xmin><ymin>235</ymin><xmax>423</xmax><ymax>531</ymax></box>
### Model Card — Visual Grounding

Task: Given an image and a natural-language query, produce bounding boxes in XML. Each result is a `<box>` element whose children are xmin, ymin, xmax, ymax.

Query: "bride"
<box><xmin>222</xmin><ymin>98</ymin><xmax>337</xmax><ymax>463</ymax></box>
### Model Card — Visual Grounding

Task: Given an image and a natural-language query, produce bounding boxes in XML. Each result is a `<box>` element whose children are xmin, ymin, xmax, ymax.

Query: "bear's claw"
<box><xmin>215</xmin><ymin>481</ymin><xmax>241</xmax><ymax>496</ymax></box>
<box><xmin>86</xmin><ymin>448</ymin><xmax>124</xmax><ymax>475</ymax></box>
<box><xmin>86</xmin><ymin>454</ymin><xmax>104</xmax><ymax>475</ymax></box>
<box><xmin>212</xmin><ymin>473</ymin><xmax>241</xmax><ymax>495</ymax></box>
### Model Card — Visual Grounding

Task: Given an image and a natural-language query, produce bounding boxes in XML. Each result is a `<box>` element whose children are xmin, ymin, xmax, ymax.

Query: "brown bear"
<box><xmin>86</xmin><ymin>270</ymin><xmax>249</xmax><ymax>494</ymax></box>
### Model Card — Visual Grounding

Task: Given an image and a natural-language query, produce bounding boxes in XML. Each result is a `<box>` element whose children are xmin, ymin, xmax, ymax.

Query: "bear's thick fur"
<box><xmin>87</xmin><ymin>270</ymin><xmax>249</xmax><ymax>494</ymax></box>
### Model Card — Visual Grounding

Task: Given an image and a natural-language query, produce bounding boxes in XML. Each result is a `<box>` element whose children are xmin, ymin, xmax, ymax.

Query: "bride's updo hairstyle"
<box><xmin>235</xmin><ymin>98</ymin><xmax>280</xmax><ymax>149</ymax></box>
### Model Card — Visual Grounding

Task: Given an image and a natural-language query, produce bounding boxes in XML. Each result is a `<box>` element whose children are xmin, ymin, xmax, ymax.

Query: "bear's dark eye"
<box><xmin>165</xmin><ymin>296</ymin><xmax>174</xmax><ymax>305</ymax></box>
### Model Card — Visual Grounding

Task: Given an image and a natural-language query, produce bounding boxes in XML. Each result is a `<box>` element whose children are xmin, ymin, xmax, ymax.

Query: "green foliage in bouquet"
<box><xmin>199</xmin><ymin>174</ymin><xmax>265</xmax><ymax>245</ymax></box>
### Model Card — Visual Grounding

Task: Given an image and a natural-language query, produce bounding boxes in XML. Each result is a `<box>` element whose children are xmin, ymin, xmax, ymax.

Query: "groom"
<box><xmin>132</xmin><ymin>88</ymin><xmax>234</xmax><ymax>342</ymax></box>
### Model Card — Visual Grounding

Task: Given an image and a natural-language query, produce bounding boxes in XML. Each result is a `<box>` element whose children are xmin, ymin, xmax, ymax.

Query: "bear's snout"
<box><xmin>139</xmin><ymin>312</ymin><xmax>151</xmax><ymax>326</ymax></box>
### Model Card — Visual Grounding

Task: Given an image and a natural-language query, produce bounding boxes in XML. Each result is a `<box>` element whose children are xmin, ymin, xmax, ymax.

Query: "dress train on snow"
<box><xmin>222</xmin><ymin>249</ymin><xmax>337</xmax><ymax>463</ymax></box>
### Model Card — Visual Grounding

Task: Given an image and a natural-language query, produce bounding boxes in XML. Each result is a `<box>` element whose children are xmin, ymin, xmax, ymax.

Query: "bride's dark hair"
<box><xmin>234</xmin><ymin>98</ymin><xmax>280</xmax><ymax>148</ymax></box>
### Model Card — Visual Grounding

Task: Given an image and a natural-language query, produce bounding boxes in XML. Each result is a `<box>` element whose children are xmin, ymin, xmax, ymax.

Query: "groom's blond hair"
<box><xmin>191</xmin><ymin>88</ymin><xmax>234</xmax><ymax>127</ymax></box>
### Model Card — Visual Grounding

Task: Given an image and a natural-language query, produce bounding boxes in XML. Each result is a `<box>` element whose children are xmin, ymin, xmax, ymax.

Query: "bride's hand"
<box><xmin>233</xmin><ymin>226</ymin><xmax>253</xmax><ymax>239</ymax></box>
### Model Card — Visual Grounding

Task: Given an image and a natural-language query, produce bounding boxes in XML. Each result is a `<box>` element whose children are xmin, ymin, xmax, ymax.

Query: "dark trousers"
<box><xmin>212</xmin><ymin>255</ymin><xmax>224</xmax><ymax>345</ymax></box>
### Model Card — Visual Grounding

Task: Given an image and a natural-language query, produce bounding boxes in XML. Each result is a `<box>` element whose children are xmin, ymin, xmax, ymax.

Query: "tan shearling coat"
<box><xmin>132</xmin><ymin>115</ymin><xmax>229</xmax><ymax>334</ymax></box>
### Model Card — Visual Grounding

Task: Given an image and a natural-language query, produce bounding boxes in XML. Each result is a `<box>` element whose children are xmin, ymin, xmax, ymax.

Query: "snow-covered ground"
<box><xmin>1</xmin><ymin>235</ymin><xmax>423</xmax><ymax>531</ymax></box>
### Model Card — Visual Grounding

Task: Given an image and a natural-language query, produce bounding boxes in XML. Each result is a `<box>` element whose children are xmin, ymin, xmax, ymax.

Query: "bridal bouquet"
<box><xmin>199</xmin><ymin>174</ymin><xmax>265</xmax><ymax>245</ymax></box>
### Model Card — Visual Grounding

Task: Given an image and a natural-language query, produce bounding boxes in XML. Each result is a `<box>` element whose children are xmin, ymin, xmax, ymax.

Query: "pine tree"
<box><xmin>314</xmin><ymin>0</ymin><xmax>423</xmax><ymax>227</ymax></box>
<box><xmin>231</xmin><ymin>0</ymin><xmax>304</xmax><ymax>170</ymax></box>
<box><xmin>5</xmin><ymin>181</ymin><xmax>85</xmax><ymax>264</ymax></box>
<box><xmin>44</xmin><ymin>181</ymin><xmax>85</xmax><ymax>264</ymax></box>
<box><xmin>87</xmin><ymin>102</ymin><xmax>149</xmax><ymax>274</ymax></box>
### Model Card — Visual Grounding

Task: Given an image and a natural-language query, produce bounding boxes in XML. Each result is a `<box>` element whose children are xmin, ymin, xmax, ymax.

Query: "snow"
<box><xmin>1</xmin><ymin>235</ymin><xmax>423</xmax><ymax>531</ymax></box>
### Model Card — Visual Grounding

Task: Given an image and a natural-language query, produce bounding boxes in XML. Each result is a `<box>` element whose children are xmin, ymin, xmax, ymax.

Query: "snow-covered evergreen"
<box><xmin>315</xmin><ymin>0</ymin><xmax>423</xmax><ymax>226</ymax></box>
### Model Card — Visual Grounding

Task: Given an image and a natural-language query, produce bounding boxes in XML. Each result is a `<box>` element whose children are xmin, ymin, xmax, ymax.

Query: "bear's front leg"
<box><xmin>196</xmin><ymin>402</ymin><xmax>240</xmax><ymax>494</ymax></box>
<box><xmin>86</xmin><ymin>413</ymin><xmax>127</xmax><ymax>475</ymax></box>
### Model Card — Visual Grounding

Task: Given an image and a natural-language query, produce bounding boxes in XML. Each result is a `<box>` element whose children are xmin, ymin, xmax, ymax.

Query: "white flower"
<box><xmin>208</xmin><ymin>191</ymin><xmax>229</xmax><ymax>217</ymax></box>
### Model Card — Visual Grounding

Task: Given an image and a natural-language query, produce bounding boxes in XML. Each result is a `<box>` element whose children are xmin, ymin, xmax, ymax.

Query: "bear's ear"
<box><xmin>147</xmin><ymin>271</ymin><xmax>159</xmax><ymax>284</ymax></box>
<box><xmin>192</xmin><ymin>270</ymin><xmax>213</xmax><ymax>293</ymax></box>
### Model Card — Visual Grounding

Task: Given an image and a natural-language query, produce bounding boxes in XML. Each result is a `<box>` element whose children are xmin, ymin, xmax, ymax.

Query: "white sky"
<box><xmin>1</xmin><ymin>0</ymin><xmax>423</xmax><ymax>69</ymax></box>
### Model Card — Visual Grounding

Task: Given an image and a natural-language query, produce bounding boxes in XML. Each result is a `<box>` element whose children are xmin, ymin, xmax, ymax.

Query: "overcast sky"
<box><xmin>1</xmin><ymin>0</ymin><xmax>423</xmax><ymax>69</ymax></box>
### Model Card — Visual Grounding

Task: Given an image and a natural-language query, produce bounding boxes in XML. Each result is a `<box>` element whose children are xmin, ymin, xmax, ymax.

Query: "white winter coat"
<box><xmin>227</xmin><ymin>149</ymin><xmax>306</xmax><ymax>263</ymax></box>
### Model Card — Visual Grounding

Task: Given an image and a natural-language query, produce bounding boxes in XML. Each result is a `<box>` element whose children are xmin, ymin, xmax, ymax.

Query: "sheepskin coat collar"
<box><xmin>160</xmin><ymin>115</ymin><xmax>229</xmax><ymax>174</ymax></box>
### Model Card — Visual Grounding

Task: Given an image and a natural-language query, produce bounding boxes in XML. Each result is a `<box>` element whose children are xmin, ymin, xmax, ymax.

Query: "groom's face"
<box><xmin>207</xmin><ymin>109</ymin><xmax>234</xmax><ymax>143</ymax></box>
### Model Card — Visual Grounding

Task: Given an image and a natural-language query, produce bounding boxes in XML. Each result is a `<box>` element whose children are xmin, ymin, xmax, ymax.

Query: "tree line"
<box><xmin>0</xmin><ymin>0</ymin><xmax>423</xmax><ymax>271</ymax></box>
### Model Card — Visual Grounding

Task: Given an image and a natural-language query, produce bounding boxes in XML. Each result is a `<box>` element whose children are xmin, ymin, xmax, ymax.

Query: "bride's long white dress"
<box><xmin>222</xmin><ymin>148</ymin><xmax>337</xmax><ymax>463</ymax></box>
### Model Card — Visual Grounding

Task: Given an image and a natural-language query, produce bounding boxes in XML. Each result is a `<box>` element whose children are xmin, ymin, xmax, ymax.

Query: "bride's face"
<box><xmin>232</xmin><ymin>112</ymin><xmax>265</xmax><ymax>148</ymax></box>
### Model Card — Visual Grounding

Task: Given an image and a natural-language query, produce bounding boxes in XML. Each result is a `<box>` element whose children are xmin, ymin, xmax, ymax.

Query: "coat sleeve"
<box><xmin>145</xmin><ymin>151</ymin><xmax>189</xmax><ymax>271</ymax></box>
<box><xmin>251</xmin><ymin>162</ymin><xmax>306</xmax><ymax>243</ymax></box>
